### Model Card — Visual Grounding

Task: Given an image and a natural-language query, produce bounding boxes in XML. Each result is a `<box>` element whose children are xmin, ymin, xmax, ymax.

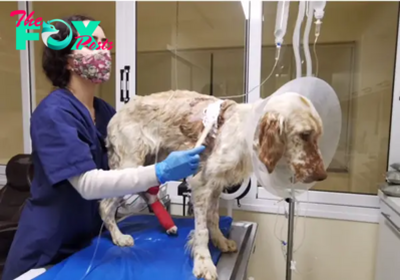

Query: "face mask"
<box><xmin>69</xmin><ymin>51</ymin><xmax>112</xmax><ymax>84</ymax></box>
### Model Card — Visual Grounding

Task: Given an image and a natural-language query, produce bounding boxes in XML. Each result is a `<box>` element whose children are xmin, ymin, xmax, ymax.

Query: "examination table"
<box><xmin>17</xmin><ymin>214</ymin><xmax>257</xmax><ymax>280</ymax></box>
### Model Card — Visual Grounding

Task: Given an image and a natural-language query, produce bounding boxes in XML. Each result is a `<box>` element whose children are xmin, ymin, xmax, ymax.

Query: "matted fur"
<box><xmin>99</xmin><ymin>90</ymin><xmax>327</xmax><ymax>280</ymax></box>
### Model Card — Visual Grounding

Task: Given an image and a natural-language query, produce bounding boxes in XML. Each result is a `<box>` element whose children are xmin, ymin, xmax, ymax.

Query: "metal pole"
<box><xmin>285</xmin><ymin>197</ymin><xmax>295</xmax><ymax>280</ymax></box>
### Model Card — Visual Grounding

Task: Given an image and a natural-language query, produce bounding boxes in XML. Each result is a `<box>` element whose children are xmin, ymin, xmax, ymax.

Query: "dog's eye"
<box><xmin>299</xmin><ymin>131</ymin><xmax>311</xmax><ymax>141</ymax></box>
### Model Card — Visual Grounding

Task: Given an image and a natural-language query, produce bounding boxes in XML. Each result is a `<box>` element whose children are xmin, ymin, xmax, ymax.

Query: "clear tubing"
<box><xmin>80</xmin><ymin>222</ymin><xmax>105</xmax><ymax>279</ymax></box>
<box><xmin>292</xmin><ymin>1</ymin><xmax>306</xmax><ymax>78</ymax></box>
<box><xmin>315</xmin><ymin>20</ymin><xmax>321</xmax><ymax>37</ymax></box>
<box><xmin>274</xmin><ymin>0</ymin><xmax>290</xmax><ymax>47</ymax></box>
<box><xmin>303</xmin><ymin>2</ymin><xmax>314</xmax><ymax>77</ymax></box>
<box><xmin>205</xmin><ymin>1</ymin><xmax>290</xmax><ymax>103</ymax></box>
<box><xmin>220</xmin><ymin>48</ymin><xmax>280</xmax><ymax>100</ymax></box>
<box><xmin>313</xmin><ymin>1</ymin><xmax>326</xmax><ymax>38</ymax></box>
<box><xmin>312</xmin><ymin>1</ymin><xmax>326</xmax><ymax>77</ymax></box>
<box><xmin>313</xmin><ymin>34</ymin><xmax>320</xmax><ymax>77</ymax></box>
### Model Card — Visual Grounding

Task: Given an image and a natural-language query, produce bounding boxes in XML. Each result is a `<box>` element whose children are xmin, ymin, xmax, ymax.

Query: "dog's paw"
<box><xmin>193</xmin><ymin>256</ymin><xmax>218</xmax><ymax>280</ymax></box>
<box><xmin>212</xmin><ymin>237</ymin><xmax>237</xmax><ymax>253</ymax></box>
<box><xmin>113</xmin><ymin>234</ymin><xmax>134</xmax><ymax>247</ymax></box>
<box><xmin>166</xmin><ymin>225</ymin><xmax>178</xmax><ymax>235</ymax></box>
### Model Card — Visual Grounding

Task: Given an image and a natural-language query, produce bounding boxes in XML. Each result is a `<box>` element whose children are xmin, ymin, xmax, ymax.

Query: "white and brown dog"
<box><xmin>99</xmin><ymin>90</ymin><xmax>327</xmax><ymax>280</ymax></box>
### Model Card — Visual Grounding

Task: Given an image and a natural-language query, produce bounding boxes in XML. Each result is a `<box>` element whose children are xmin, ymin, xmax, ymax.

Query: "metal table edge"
<box><xmin>217</xmin><ymin>220</ymin><xmax>258</xmax><ymax>280</ymax></box>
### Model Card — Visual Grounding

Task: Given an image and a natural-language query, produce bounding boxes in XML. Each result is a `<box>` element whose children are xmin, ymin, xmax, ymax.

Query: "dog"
<box><xmin>99</xmin><ymin>90</ymin><xmax>327</xmax><ymax>280</ymax></box>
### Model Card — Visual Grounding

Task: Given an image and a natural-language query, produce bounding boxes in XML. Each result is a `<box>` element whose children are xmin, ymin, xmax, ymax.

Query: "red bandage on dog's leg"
<box><xmin>150</xmin><ymin>200</ymin><xmax>175</xmax><ymax>232</ymax></box>
<box><xmin>147</xmin><ymin>186</ymin><xmax>160</xmax><ymax>195</ymax></box>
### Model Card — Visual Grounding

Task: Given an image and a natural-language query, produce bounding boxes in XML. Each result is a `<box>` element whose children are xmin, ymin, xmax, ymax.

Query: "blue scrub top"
<box><xmin>2</xmin><ymin>88</ymin><xmax>116</xmax><ymax>280</ymax></box>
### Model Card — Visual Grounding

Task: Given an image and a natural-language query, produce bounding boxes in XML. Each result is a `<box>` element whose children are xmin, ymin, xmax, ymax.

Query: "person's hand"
<box><xmin>155</xmin><ymin>146</ymin><xmax>206</xmax><ymax>184</ymax></box>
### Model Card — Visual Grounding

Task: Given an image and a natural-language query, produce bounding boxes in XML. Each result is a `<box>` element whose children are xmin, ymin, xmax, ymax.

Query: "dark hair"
<box><xmin>42</xmin><ymin>15</ymin><xmax>96</xmax><ymax>88</ymax></box>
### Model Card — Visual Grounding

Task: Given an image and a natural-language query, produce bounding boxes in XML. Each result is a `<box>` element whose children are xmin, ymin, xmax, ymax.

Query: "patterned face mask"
<box><xmin>69</xmin><ymin>51</ymin><xmax>111</xmax><ymax>84</ymax></box>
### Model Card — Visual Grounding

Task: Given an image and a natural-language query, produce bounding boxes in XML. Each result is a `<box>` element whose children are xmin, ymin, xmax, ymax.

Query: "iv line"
<box><xmin>80</xmin><ymin>223</ymin><xmax>105</xmax><ymax>280</ymax></box>
<box><xmin>303</xmin><ymin>1</ymin><xmax>314</xmax><ymax>77</ymax></box>
<box><xmin>313</xmin><ymin>35</ymin><xmax>320</xmax><ymax>77</ymax></box>
<box><xmin>220</xmin><ymin>48</ymin><xmax>281</xmax><ymax>100</ymax></box>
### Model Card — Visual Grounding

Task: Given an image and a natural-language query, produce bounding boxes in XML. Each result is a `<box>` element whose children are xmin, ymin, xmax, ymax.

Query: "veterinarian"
<box><xmin>2</xmin><ymin>15</ymin><xmax>205</xmax><ymax>280</ymax></box>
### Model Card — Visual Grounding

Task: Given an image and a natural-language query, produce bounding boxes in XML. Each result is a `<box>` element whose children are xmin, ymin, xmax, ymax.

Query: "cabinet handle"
<box><xmin>124</xmin><ymin>65</ymin><xmax>131</xmax><ymax>103</ymax></box>
<box><xmin>382</xmin><ymin>212</ymin><xmax>400</xmax><ymax>232</ymax></box>
<box><xmin>119</xmin><ymin>69</ymin><xmax>125</xmax><ymax>102</ymax></box>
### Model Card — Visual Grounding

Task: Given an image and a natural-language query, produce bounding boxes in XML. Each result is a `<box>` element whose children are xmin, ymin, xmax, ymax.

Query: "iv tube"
<box><xmin>312</xmin><ymin>1</ymin><xmax>326</xmax><ymax>77</ymax></box>
<box><xmin>292</xmin><ymin>1</ymin><xmax>306</xmax><ymax>79</ymax></box>
<box><xmin>313</xmin><ymin>1</ymin><xmax>326</xmax><ymax>37</ymax></box>
<box><xmin>303</xmin><ymin>1</ymin><xmax>314</xmax><ymax>77</ymax></box>
<box><xmin>274</xmin><ymin>1</ymin><xmax>290</xmax><ymax>47</ymax></box>
<box><xmin>222</xmin><ymin>1</ymin><xmax>291</xmax><ymax>100</ymax></box>
<box><xmin>255</xmin><ymin>1</ymin><xmax>290</xmax><ymax>97</ymax></box>
<box><xmin>255</xmin><ymin>0</ymin><xmax>290</xmax><ymax>97</ymax></box>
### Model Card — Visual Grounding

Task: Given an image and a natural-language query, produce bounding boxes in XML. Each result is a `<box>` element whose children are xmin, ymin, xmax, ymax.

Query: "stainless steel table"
<box><xmin>122</xmin><ymin>209</ymin><xmax>259</xmax><ymax>280</ymax></box>
<box><xmin>18</xmin><ymin>211</ymin><xmax>258</xmax><ymax>280</ymax></box>
<box><xmin>129</xmin><ymin>198</ymin><xmax>258</xmax><ymax>280</ymax></box>
<box><xmin>217</xmin><ymin>221</ymin><xmax>258</xmax><ymax>280</ymax></box>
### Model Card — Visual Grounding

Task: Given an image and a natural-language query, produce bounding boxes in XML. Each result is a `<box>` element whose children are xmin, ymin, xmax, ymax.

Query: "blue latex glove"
<box><xmin>155</xmin><ymin>146</ymin><xmax>206</xmax><ymax>184</ymax></box>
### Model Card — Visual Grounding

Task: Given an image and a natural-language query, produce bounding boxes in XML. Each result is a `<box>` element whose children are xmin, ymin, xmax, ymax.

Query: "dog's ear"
<box><xmin>258</xmin><ymin>112</ymin><xmax>285</xmax><ymax>173</ymax></box>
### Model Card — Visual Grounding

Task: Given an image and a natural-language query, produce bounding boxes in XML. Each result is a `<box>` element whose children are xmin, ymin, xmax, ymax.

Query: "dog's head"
<box><xmin>257</xmin><ymin>92</ymin><xmax>327</xmax><ymax>184</ymax></box>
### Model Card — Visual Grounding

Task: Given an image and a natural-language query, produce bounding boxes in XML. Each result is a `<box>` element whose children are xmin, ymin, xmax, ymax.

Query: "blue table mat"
<box><xmin>35</xmin><ymin>214</ymin><xmax>233</xmax><ymax>280</ymax></box>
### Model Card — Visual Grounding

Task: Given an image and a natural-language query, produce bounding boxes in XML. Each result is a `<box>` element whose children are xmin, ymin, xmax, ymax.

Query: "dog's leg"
<box><xmin>207</xmin><ymin>188</ymin><xmax>237</xmax><ymax>253</ymax></box>
<box><xmin>189</xmin><ymin>180</ymin><xmax>218</xmax><ymax>280</ymax></box>
<box><xmin>140</xmin><ymin>191</ymin><xmax>178</xmax><ymax>234</ymax></box>
<box><xmin>99</xmin><ymin>153</ymin><xmax>146</xmax><ymax>247</ymax></box>
<box><xmin>99</xmin><ymin>197</ymin><xmax>134</xmax><ymax>247</ymax></box>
